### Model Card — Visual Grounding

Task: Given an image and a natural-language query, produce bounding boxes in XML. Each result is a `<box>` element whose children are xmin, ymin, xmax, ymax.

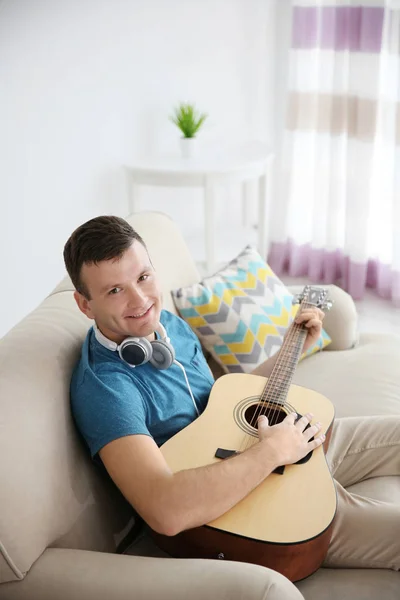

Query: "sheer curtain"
<box><xmin>269</xmin><ymin>0</ymin><xmax>400</xmax><ymax>306</ymax></box>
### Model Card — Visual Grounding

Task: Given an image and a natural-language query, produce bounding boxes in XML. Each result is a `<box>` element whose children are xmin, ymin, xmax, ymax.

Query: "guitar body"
<box><xmin>153</xmin><ymin>373</ymin><xmax>337</xmax><ymax>582</ymax></box>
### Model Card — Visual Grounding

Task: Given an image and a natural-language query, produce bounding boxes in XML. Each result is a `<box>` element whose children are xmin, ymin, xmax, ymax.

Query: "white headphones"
<box><xmin>93</xmin><ymin>322</ymin><xmax>199</xmax><ymax>416</ymax></box>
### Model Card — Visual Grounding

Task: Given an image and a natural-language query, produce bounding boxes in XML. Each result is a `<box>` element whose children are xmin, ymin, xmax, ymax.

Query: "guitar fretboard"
<box><xmin>259</xmin><ymin>302</ymin><xmax>314</xmax><ymax>406</ymax></box>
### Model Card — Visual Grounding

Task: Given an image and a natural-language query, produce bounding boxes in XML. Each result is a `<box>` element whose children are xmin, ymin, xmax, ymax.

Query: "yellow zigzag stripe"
<box><xmin>255</xmin><ymin>323</ymin><xmax>281</xmax><ymax>347</ymax></box>
<box><xmin>237</xmin><ymin>271</ymin><xmax>257</xmax><ymax>289</ymax></box>
<box><xmin>218</xmin><ymin>354</ymin><xmax>240</xmax><ymax>365</ymax></box>
<box><xmin>291</xmin><ymin>305</ymin><xmax>300</xmax><ymax>318</ymax></box>
<box><xmin>259</xmin><ymin>267</ymin><xmax>272</xmax><ymax>280</ymax></box>
<box><xmin>227</xmin><ymin>329</ymin><xmax>256</xmax><ymax>354</ymax></box>
<box><xmin>187</xmin><ymin>316</ymin><xmax>208</xmax><ymax>328</ymax></box>
<box><xmin>269</xmin><ymin>308</ymin><xmax>292</xmax><ymax>327</ymax></box>
<box><xmin>194</xmin><ymin>290</ymin><xmax>247</xmax><ymax>315</ymax></box>
<box><xmin>237</xmin><ymin>268</ymin><xmax>270</xmax><ymax>289</ymax></box>
<box><xmin>196</xmin><ymin>295</ymin><xmax>221</xmax><ymax>316</ymax></box>
<box><xmin>222</xmin><ymin>288</ymin><xmax>246</xmax><ymax>306</ymax></box>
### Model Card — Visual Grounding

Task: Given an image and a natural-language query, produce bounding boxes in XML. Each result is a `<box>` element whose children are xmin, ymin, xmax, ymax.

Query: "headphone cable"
<box><xmin>174</xmin><ymin>360</ymin><xmax>200</xmax><ymax>417</ymax></box>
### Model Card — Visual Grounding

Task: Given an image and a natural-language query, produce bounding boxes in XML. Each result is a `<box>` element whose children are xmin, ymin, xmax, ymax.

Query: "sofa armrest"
<box><xmin>1</xmin><ymin>547</ymin><xmax>300</xmax><ymax>600</ymax></box>
<box><xmin>287</xmin><ymin>284</ymin><xmax>359</xmax><ymax>351</ymax></box>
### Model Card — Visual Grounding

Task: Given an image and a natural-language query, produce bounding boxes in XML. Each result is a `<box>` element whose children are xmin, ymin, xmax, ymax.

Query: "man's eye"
<box><xmin>139</xmin><ymin>274</ymin><xmax>149</xmax><ymax>282</ymax></box>
<box><xmin>109</xmin><ymin>287</ymin><xmax>121</xmax><ymax>295</ymax></box>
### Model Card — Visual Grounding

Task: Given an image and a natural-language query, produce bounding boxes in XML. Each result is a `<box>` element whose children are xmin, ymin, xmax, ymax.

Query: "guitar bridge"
<box><xmin>215</xmin><ymin>447</ymin><xmax>285</xmax><ymax>475</ymax></box>
<box><xmin>215</xmin><ymin>448</ymin><xmax>238</xmax><ymax>459</ymax></box>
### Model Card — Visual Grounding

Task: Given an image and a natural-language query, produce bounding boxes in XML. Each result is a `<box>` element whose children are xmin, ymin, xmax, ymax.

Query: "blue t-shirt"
<box><xmin>70</xmin><ymin>310</ymin><xmax>214</xmax><ymax>461</ymax></box>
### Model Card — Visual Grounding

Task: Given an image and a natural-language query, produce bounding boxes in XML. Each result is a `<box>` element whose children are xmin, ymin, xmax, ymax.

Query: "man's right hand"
<box><xmin>257</xmin><ymin>412</ymin><xmax>325</xmax><ymax>467</ymax></box>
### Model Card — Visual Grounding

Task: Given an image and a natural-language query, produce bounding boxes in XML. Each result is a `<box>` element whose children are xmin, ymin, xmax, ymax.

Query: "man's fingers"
<box><xmin>257</xmin><ymin>415</ymin><xmax>269</xmax><ymax>431</ymax></box>
<box><xmin>295</xmin><ymin>309</ymin><xmax>324</xmax><ymax>324</ymax></box>
<box><xmin>304</xmin><ymin>318</ymin><xmax>321</xmax><ymax>329</ymax></box>
<box><xmin>297</xmin><ymin>308</ymin><xmax>324</xmax><ymax>318</ymax></box>
<box><xmin>294</xmin><ymin>413</ymin><xmax>313</xmax><ymax>430</ymax></box>
<box><xmin>304</xmin><ymin>422</ymin><xmax>322</xmax><ymax>441</ymax></box>
<box><xmin>284</xmin><ymin>412</ymin><xmax>298</xmax><ymax>425</ymax></box>
<box><xmin>308</xmin><ymin>433</ymin><xmax>326</xmax><ymax>450</ymax></box>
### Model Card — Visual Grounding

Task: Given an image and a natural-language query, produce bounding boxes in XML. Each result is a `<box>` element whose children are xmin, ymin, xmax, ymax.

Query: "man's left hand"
<box><xmin>292</xmin><ymin>308</ymin><xmax>325</xmax><ymax>353</ymax></box>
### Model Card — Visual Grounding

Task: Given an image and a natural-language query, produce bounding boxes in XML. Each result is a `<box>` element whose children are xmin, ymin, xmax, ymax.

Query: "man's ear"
<box><xmin>74</xmin><ymin>290</ymin><xmax>95</xmax><ymax>320</ymax></box>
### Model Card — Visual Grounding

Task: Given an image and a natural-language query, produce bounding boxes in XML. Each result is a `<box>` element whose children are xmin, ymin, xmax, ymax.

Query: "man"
<box><xmin>64</xmin><ymin>216</ymin><xmax>400</xmax><ymax>596</ymax></box>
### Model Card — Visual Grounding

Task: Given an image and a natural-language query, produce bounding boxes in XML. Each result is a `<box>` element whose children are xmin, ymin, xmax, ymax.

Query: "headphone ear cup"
<box><xmin>149</xmin><ymin>340</ymin><xmax>175</xmax><ymax>370</ymax></box>
<box><xmin>119</xmin><ymin>337</ymin><xmax>152</xmax><ymax>366</ymax></box>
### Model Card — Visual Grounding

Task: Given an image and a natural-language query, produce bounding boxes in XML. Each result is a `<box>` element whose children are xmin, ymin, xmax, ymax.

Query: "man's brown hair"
<box><xmin>63</xmin><ymin>215</ymin><xmax>146</xmax><ymax>299</ymax></box>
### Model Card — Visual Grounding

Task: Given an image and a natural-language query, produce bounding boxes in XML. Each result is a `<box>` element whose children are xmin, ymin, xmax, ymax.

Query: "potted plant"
<box><xmin>170</xmin><ymin>103</ymin><xmax>208</xmax><ymax>158</ymax></box>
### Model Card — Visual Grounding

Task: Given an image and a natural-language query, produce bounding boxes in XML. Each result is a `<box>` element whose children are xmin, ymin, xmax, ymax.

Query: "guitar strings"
<box><xmin>252</xmin><ymin>300</ymin><xmax>306</xmax><ymax>427</ymax></box>
<box><xmin>259</xmin><ymin>301</ymin><xmax>310</xmax><ymax>427</ymax></box>
<box><xmin>239</xmin><ymin>319</ymin><xmax>306</xmax><ymax>454</ymax></box>
<box><xmin>238</xmin><ymin>316</ymin><xmax>303</xmax><ymax>454</ymax></box>
<box><xmin>262</xmin><ymin>322</ymin><xmax>308</xmax><ymax>426</ymax></box>
<box><xmin>239</xmin><ymin>299</ymin><xmax>310</xmax><ymax>453</ymax></box>
<box><xmin>238</xmin><ymin>316</ymin><xmax>302</xmax><ymax>453</ymax></box>
<box><xmin>238</xmin><ymin>399</ymin><xmax>300</xmax><ymax>454</ymax></box>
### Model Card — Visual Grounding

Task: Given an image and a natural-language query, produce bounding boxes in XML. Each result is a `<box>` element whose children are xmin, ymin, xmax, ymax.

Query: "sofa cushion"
<box><xmin>296</xmin><ymin>567</ymin><xmax>400</xmax><ymax>600</ymax></box>
<box><xmin>0</xmin><ymin>292</ymin><xmax>132</xmax><ymax>583</ymax></box>
<box><xmin>171</xmin><ymin>245</ymin><xmax>331</xmax><ymax>374</ymax></box>
<box><xmin>293</xmin><ymin>332</ymin><xmax>400</xmax><ymax>418</ymax></box>
<box><xmin>0</xmin><ymin>211</ymin><xmax>202</xmax><ymax>584</ymax></box>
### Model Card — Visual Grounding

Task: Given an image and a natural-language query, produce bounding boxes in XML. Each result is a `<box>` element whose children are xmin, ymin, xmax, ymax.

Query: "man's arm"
<box><xmin>250</xmin><ymin>350</ymin><xmax>279</xmax><ymax>377</ymax></box>
<box><xmin>99</xmin><ymin>413</ymin><xmax>324</xmax><ymax>537</ymax></box>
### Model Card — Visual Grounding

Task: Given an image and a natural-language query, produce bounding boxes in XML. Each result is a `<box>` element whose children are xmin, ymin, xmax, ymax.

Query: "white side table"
<box><xmin>125</xmin><ymin>143</ymin><xmax>274</xmax><ymax>273</ymax></box>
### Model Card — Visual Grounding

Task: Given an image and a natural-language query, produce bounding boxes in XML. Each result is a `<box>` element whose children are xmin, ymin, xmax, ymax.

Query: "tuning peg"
<box><xmin>322</xmin><ymin>300</ymin><xmax>333</xmax><ymax>312</ymax></box>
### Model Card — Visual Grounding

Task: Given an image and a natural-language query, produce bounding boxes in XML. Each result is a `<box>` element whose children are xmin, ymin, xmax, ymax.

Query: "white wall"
<box><xmin>0</xmin><ymin>0</ymin><xmax>280</xmax><ymax>338</ymax></box>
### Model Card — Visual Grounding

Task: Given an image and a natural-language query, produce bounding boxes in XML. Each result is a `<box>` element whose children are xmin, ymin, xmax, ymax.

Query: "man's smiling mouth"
<box><xmin>126</xmin><ymin>305</ymin><xmax>153</xmax><ymax>319</ymax></box>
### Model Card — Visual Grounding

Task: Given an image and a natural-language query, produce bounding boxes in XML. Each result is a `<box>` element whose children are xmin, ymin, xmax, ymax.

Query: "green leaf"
<box><xmin>169</xmin><ymin>103</ymin><xmax>208</xmax><ymax>138</ymax></box>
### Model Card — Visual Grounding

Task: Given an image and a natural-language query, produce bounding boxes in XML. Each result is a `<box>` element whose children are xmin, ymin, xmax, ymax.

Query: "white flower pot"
<box><xmin>180</xmin><ymin>137</ymin><xmax>197</xmax><ymax>159</ymax></box>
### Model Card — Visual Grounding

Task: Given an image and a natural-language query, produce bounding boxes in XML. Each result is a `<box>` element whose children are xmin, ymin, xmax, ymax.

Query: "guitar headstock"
<box><xmin>292</xmin><ymin>285</ymin><xmax>333</xmax><ymax>312</ymax></box>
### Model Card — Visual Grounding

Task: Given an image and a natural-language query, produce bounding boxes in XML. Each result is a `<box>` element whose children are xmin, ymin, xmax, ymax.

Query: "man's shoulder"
<box><xmin>70</xmin><ymin>328</ymin><xmax>91</xmax><ymax>390</ymax></box>
<box><xmin>69</xmin><ymin>331</ymin><xmax>149</xmax><ymax>459</ymax></box>
<box><xmin>70</xmin><ymin>328</ymin><xmax>134</xmax><ymax>403</ymax></box>
<box><xmin>70</xmin><ymin>327</ymin><xmax>101</xmax><ymax>383</ymax></box>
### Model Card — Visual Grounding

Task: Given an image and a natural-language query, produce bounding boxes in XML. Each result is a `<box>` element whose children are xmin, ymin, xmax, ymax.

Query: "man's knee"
<box><xmin>195</xmin><ymin>560</ymin><xmax>304</xmax><ymax>600</ymax></box>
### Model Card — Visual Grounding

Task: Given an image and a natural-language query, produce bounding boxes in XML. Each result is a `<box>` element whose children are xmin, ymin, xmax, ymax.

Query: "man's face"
<box><xmin>74</xmin><ymin>241</ymin><xmax>162</xmax><ymax>344</ymax></box>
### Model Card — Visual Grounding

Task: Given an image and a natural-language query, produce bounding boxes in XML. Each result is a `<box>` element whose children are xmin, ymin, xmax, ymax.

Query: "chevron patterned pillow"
<box><xmin>171</xmin><ymin>245</ymin><xmax>331</xmax><ymax>374</ymax></box>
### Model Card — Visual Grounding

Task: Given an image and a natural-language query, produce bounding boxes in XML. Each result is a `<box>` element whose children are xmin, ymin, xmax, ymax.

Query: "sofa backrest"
<box><xmin>0</xmin><ymin>211</ymin><xmax>201</xmax><ymax>583</ymax></box>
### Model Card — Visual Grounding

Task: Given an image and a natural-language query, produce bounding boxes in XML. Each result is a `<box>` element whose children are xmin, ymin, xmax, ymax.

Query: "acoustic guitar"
<box><xmin>153</xmin><ymin>286</ymin><xmax>337</xmax><ymax>582</ymax></box>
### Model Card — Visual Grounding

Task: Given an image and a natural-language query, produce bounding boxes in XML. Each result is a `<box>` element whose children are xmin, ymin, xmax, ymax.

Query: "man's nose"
<box><xmin>126</xmin><ymin>284</ymin><xmax>146</xmax><ymax>306</ymax></box>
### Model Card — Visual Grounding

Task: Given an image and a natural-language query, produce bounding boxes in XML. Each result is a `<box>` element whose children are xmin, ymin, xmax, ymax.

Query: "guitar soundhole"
<box><xmin>233</xmin><ymin>396</ymin><xmax>288</xmax><ymax>438</ymax></box>
<box><xmin>244</xmin><ymin>403</ymin><xmax>287</xmax><ymax>429</ymax></box>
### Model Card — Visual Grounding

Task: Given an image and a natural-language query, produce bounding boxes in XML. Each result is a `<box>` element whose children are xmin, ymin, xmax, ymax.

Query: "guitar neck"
<box><xmin>260</xmin><ymin>304</ymin><xmax>311</xmax><ymax>405</ymax></box>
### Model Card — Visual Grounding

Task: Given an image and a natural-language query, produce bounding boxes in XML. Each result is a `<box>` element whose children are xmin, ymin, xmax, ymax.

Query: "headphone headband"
<box><xmin>93</xmin><ymin>321</ymin><xmax>169</xmax><ymax>352</ymax></box>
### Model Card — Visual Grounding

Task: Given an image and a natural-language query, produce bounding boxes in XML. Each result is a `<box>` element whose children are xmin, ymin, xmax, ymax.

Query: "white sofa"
<box><xmin>1</xmin><ymin>211</ymin><xmax>399</xmax><ymax>600</ymax></box>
